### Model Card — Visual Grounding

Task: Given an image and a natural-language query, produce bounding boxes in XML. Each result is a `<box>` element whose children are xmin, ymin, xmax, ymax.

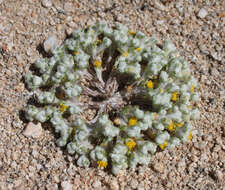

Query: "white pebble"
<box><xmin>43</xmin><ymin>35</ymin><xmax>58</xmax><ymax>53</ymax></box>
<box><xmin>197</xmin><ymin>8</ymin><xmax>208</xmax><ymax>19</ymax></box>
<box><xmin>110</xmin><ymin>180</ymin><xmax>119</xmax><ymax>190</ymax></box>
<box><xmin>64</xmin><ymin>2</ymin><xmax>74</xmax><ymax>13</ymax></box>
<box><xmin>23</xmin><ymin>122</ymin><xmax>42</xmax><ymax>138</ymax></box>
<box><xmin>61</xmin><ymin>181</ymin><xmax>73</xmax><ymax>190</ymax></box>
<box><xmin>41</xmin><ymin>0</ymin><xmax>52</xmax><ymax>8</ymax></box>
<box><xmin>215</xmin><ymin>170</ymin><xmax>224</xmax><ymax>181</ymax></box>
<box><xmin>92</xmin><ymin>180</ymin><xmax>101</xmax><ymax>188</ymax></box>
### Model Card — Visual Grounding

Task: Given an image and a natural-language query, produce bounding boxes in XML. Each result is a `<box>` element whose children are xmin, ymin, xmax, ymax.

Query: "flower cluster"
<box><xmin>25</xmin><ymin>22</ymin><xmax>200</xmax><ymax>174</ymax></box>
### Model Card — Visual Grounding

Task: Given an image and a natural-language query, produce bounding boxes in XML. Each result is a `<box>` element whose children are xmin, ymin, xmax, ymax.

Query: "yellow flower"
<box><xmin>126</xmin><ymin>139</ymin><xmax>136</xmax><ymax>150</ymax></box>
<box><xmin>96</xmin><ymin>39</ymin><xmax>102</xmax><ymax>45</ymax></box>
<box><xmin>191</xmin><ymin>85</ymin><xmax>195</xmax><ymax>93</ymax></box>
<box><xmin>57</xmin><ymin>91</ymin><xmax>65</xmax><ymax>99</ymax></box>
<box><xmin>129</xmin><ymin>30</ymin><xmax>136</xmax><ymax>36</ymax></box>
<box><xmin>159</xmin><ymin>141</ymin><xmax>167</xmax><ymax>150</ymax></box>
<box><xmin>135</xmin><ymin>47</ymin><xmax>141</xmax><ymax>52</ymax></box>
<box><xmin>146</xmin><ymin>80</ymin><xmax>154</xmax><ymax>89</ymax></box>
<box><xmin>122</xmin><ymin>51</ymin><xmax>129</xmax><ymax>57</ymax></box>
<box><xmin>168</xmin><ymin>109</ymin><xmax>172</xmax><ymax>113</ymax></box>
<box><xmin>168</xmin><ymin>121</ymin><xmax>174</xmax><ymax>132</ymax></box>
<box><xmin>160</xmin><ymin>88</ymin><xmax>164</xmax><ymax>93</ymax></box>
<box><xmin>127</xmin><ymin>85</ymin><xmax>133</xmax><ymax>93</ymax></box>
<box><xmin>129</xmin><ymin>117</ymin><xmax>137</xmax><ymax>126</ymax></box>
<box><xmin>72</xmin><ymin>51</ymin><xmax>79</xmax><ymax>56</ymax></box>
<box><xmin>100</xmin><ymin>143</ymin><xmax>106</xmax><ymax>147</ymax></box>
<box><xmin>93</xmin><ymin>60</ymin><xmax>102</xmax><ymax>68</ymax></box>
<box><xmin>176</xmin><ymin>123</ymin><xmax>183</xmax><ymax>127</ymax></box>
<box><xmin>128</xmin><ymin>67</ymin><xmax>134</xmax><ymax>72</ymax></box>
<box><xmin>148</xmin><ymin>131</ymin><xmax>156</xmax><ymax>139</ymax></box>
<box><xmin>154</xmin><ymin>113</ymin><xmax>158</xmax><ymax>120</ymax></box>
<box><xmin>97</xmin><ymin>160</ymin><xmax>108</xmax><ymax>168</ymax></box>
<box><xmin>187</xmin><ymin>105</ymin><xmax>191</xmax><ymax>110</ymax></box>
<box><xmin>60</xmin><ymin>104</ymin><xmax>68</xmax><ymax>113</ymax></box>
<box><xmin>71</xmin><ymin>126</ymin><xmax>76</xmax><ymax>136</ymax></box>
<box><xmin>113</xmin><ymin>118</ymin><xmax>120</xmax><ymax>126</ymax></box>
<box><xmin>153</xmin><ymin>75</ymin><xmax>158</xmax><ymax>79</ymax></box>
<box><xmin>171</xmin><ymin>92</ymin><xmax>178</xmax><ymax>101</ymax></box>
<box><xmin>188</xmin><ymin>132</ymin><xmax>192</xmax><ymax>141</ymax></box>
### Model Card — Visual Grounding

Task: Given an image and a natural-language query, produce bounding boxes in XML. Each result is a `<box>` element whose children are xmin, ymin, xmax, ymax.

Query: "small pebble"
<box><xmin>109</xmin><ymin>180</ymin><xmax>119</xmax><ymax>190</ymax></box>
<box><xmin>61</xmin><ymin>181</ymin><xmax>73</xmax><ymax>190</ymax></box>
<box><xmin>215</xmin><ymin>170</ymin><xmax>223</xmax><ymax>181</ymax></box>
<box><xmin>197</xmin><ymin>8</ymin><xmax>208</xmax><ymax>19</ymax></box>
<box><xmin>64</xmin><ymin>2</ymin><xmax>74</xmax><ymax>13</ymax></box>
<box><xmin>130</xmin><ymin>179</ymin><xmax>138</xmax><ymax>189</ymax></box>
<box><xmin>23</xmin><ymin>122</ymin><xmax>42</xmax><ymax>138</ymax></box>
<box><xmin>66</xmin><ymin>28</ymin><xmax>73</xmax><ymax>36</ymax></box>
<box><xmin>41</xmin><ymin>0</ymin><xmax>52</xmax><ymax>8</ymax></box>
<box><xmin>14</xmin><ymin>83</ymin><xmax>24</xmax><ymax>92</ymax></box>
<box><xmin>92</xmin><ymin>180</ymin><xmax>101</xmax><ymax>188</ymax></box>
<box><xmin>153</xmin><ymin>162</ymin><xmax>164</xmax><ymax>173</ymax></box>
<box><xmin>43</xmin><ymin>35</ymin><xmax>59</xmax><ymax>53</ymax></box>
<box><xmin>154</xmin><ymin>1</ymin><xmax>165</xmax><ymax>11</ymax></box>
<box><xmin>210</xmin><ymin>68</ymin><xmax>220</xmax><ymax>77</ymax></box>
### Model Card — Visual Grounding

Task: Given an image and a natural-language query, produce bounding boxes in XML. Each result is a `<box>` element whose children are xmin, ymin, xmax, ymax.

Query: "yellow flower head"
<box><xmin>57</xmin><ymin>91</ymin><xmax>65</xmax><ymax>99</ymax></box>
<box><xmin>191</xmin><ymin>85</ymin><xmax>195</xmax><ymax>93</ymax></box>
<box><xmin>188</xmin><ymin>132</ymin><xmax>192</xmax><ymax>141</ymax></box>
<box><xmin>153</xmin><ymin>75</ymin><xmax>158</xmax><ymax>79</ymax></box>
<box><xmin>126</xmin><ymin>139</ymin><xmax>136</xmax><ymax>150</ymax></box>
<box><xmin>72</xmin><ymin>51</ymin><xmax>79</xmax><ymax>56</ymax></box>
<box><xmin>168</xmin><ymin>121</ymin><xmax>174</xmax><ymax>132</ymax></box>
<box><xmin>127</xmin><ymin>85</ymin><xmax>133</xmax><ymax>93</ymax></box>
<box><xmin>129</xmin><ymin>30</ymin><xmax>136</xmax><ymax>36</ymax></box>
<box><xmin>128</xmin><ymin>67</ymin><xmax>134</xmax><ymax>72</ymax></box>
<box><xmin>159</xmin><ymin>141</ymin><xmax>167</xmax><ymax>150</ymax></box>
<box><xmin>160</xmin><ymin>88</ymin><xmax>164</xmax><ymax>93</ymax></box>
<box><xmin>97</xmin><ymin>160</ymin><xmax>108</xmax><ymax>168</ymax></box>
<box><xmin>187</xmin><ymin>105</ymin><xmax>191</xmax><ymax>110</ymax></box>
<box><xmin>100</xmin><ymin>143</ymin><xmax>106</xmax><ymax>147</ymax></box>
<box><xmin>135</xmin><ymin>47</ymin><xmax>141</xmax><ymax>52</ymax></box>
<box><xmin>113</xmin><ymin>118</ymin><xmax>120</xmax><ymax>126</ymax></box>
<box><xmin>96</xmin><ymin>39</ymin><xmax>102</xmax><ymax>45</ymax></box>
<box><xmin>128</xmin><ymin>117</ymin><xmax>137</xmax><ymax>126</ymax></box>
<box><xmin>176</xmin><ymin>123</ymin><xmax>183</xmax><ymax>128</ymax></box>
<box><xmin>146</xmin><ymin>80</ymin><xmax>154</xmax><ymax>89</ymax></box>
<box><xmin>148</xmin><ymin>131</ymin><xmax>156</xmax><ymax>139</ymax></box>
<box><xmin>93</xmin><ymin>60</ymin><xmax>102</xmax><ymax>68</ymax></box>
<box><xmin>122</xmin><ymin>51</ymin><xmax>129</xmax><ymax>57</ymax></box>
<box><xmin>154</xmin><ymin>113</ymin><xmax>158</xmax><ymax>120</ymax></box>
<box><xmin>60</xmin><ymin>104</ymin><xmax>68</xmax><ymax>113</ymax></box>
<box><xmin>71</xmin><ymin>126</ymin><xmax>76</xmax><ymax>136</ymax></box>
<box><xmin>171</xmin><ymin>92</ymin><xmax>178</xmax><ymax>101</ymax></box>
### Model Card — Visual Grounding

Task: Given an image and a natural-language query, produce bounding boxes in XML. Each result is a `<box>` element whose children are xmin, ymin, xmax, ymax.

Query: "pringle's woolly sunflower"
<box><xmin>25</xmin><ymin>22</ymin><xmax>200</xmax><ymax>175</ymax></box>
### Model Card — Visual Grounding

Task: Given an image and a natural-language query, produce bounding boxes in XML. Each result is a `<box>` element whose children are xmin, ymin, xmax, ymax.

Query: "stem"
<box><xmin>95</xmin><ymin>67</ymin><xmax>105</xmax><ymax>86</ymax></box>
<box><xmin>82</xmin><ymin>86</ymin><xmax>102</xmax><ymax>97</ymax></box>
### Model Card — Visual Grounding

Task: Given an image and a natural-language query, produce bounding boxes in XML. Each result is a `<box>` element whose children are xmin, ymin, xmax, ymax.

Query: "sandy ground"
<box><xmin>0</xmin><ymin>0</ymin><xmax>224</xmax><ymax>189</ymax></box>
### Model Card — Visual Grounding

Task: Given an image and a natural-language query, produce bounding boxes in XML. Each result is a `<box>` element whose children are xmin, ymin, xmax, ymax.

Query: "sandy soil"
<box><xmin>0</xmin><ymin>0</ymin><xmax>224</xmax><ymax>189</ymax></box>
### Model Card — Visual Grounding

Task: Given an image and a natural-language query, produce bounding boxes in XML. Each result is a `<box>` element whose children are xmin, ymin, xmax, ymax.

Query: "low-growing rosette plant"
<box><xmin>25</xmin><ymin>22</ymin><xmax>200</xmax><ymax>174</ymax></box>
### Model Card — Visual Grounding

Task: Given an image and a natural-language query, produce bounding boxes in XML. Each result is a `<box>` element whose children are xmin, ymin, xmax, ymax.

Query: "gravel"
<box><xmin>23</xmin><ymin>122</ymin><xmax>43</xmax><ymax>138</ymax></box>
<box><xmin>0</xmin><ymin>0</ymin><xmax>224</xmax><ymax>189</ymax></box>
<box><xmin>43</xmin><ymin>35</ymin><xmax>59</xmax><ymax>53</ymax></box>
<box><xmin>41</xmin><ymin>0</ymin><xmax>52</xmax><ymax>8</ymax></box>
<box><xmin>61</xmin><ymin>181</ymin><xmax>73</xmax><ymax>190</ymax></box>
<box><xmin>197</xmin><ymin>8</ymin><xmax>208</xmax><ymax>19</ymax></box>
